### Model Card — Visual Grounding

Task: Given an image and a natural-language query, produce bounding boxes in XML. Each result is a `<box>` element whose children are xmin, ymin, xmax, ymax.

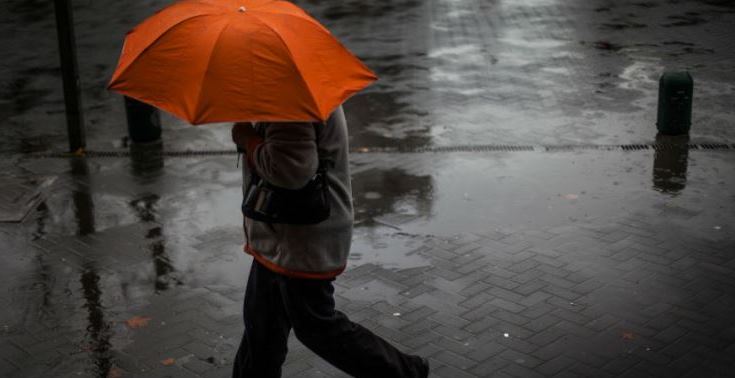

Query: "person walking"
<box><xmin>106</xmin><ymin>2</ymin><xmax>413</xmax><ymax>373</ymax></box>
<box><xmin>231</xmin><ymin>106</ymin><xmax>429</xmax><ymax>378</ymax></box>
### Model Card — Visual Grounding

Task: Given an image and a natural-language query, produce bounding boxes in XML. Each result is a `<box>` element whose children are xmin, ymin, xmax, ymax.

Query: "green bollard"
<box><xmin>656</xmin><ymin>71</ymin><xmax>693</xmax><ymax>135</ymax></box>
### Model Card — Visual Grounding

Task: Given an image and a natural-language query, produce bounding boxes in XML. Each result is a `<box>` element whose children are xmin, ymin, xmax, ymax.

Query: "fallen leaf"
<box><xmin>622</xmin><ymin>331</ymin><xmax>635</xmax><ymax>340</ymax></box>
<box><xmin>563</xmin><ymin>194</ymin><xmax>579</xmax><ymax>200</ymax></box>
<box><xmin>161</xmin><ymin>358</ymin><xmax>175</xmax><ymax>366</ymax></box>
<box><xmin>125</xmin><ymin>316</ymin><xmax>152</xmax><ymax>329</ymax></box>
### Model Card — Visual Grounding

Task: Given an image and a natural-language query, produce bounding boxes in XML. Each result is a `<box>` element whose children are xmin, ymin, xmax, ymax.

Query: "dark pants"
<box><xmin>232</xmin><ymin>260</ymin><xmax>427</xmax><ymax>378</ymax></box>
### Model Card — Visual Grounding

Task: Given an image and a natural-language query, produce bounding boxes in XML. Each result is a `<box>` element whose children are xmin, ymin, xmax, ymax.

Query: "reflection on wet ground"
<box><xmin>1</xmin><ymin>0</ymin><xmax>733</xmax><ymax>153</ymax></box>
<box><xmin>129</xmin><ymin>140</ymin><xmax>165</xmax><ymax>177</ymax></box>
<box><xmin>1</xmin><ymin>0</ymin><xmax>735</xmax><ymax>376</ymax></box>
<box><xmin>350</xmin><ymin>150</ymin><xmax>735</xmax><ymax>238</ymax></box>
<box><xmin>79</xmin><ymin>263</ymin><xmax>113</xmax><ymax>377</ymax></box>
<box><xmin>1</xmin><ymin>153</ymin><xmax>248</xmax><ymax>376</ymax></box>
<box><xmin>317</xmin><ymin>0</ymin><xmax>733</xmax><ymax>148</ymax></box>
<box><xmin>652</xmin><ymin>134</ymin><xmax>690</xmax><ymax>194</ymax></box>
<box><xmin>352</xmin><ymin>167</ymin><xmax>434</xmax><ymax>227</ymax></box>
<box><xmin>70</xmin><ymin>157</ymin><xmax>113</xmax><ymax>376</ymax></box>
<box><xmin>346</xmin><ymin>91</ymin><xmax>432</xmax><ymax>149</ymax></box>
<box><xmin>70</xmin><ymin>158</ymin><xmax>95</xmax><ymax>236</ymax></box>
<box><xmin>130</xmin><ymin>193</ymin><xmax>181</xmax><ymax>293</ymax></box>
<box><xmin>1</xmin><ymin>145</ymin><xmax>734</xmax><ymax>375</ymax></box>
<box><xmin>350</xmin><ymin>166</ymin><xmax>435</xmax><ymax>269</ymax></box>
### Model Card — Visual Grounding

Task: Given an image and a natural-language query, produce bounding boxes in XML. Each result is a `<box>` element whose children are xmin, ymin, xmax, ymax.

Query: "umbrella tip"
<box><xmin>238</xmin><ymin>6</ymin><xmax>246</xmax><ymax>12</ymax></box>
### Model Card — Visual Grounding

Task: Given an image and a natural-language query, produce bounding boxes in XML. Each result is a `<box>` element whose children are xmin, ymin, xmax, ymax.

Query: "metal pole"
<box><xmin>53</xmin><ymin>0</ymin><xmax>86</xmax><ymax>152</ymax></box>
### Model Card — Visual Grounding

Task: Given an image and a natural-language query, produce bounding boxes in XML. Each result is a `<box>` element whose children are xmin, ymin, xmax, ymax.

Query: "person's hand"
<box><xmin>232</xmin><ymin>122</ymin><xmax>260</xmax><ymax>148</ymax></box>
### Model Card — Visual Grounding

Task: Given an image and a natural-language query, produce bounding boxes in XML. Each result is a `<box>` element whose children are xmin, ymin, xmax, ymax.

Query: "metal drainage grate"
<box><xmin>13</xmin><ymin>142</ymin><xmax>735</xmax><ymax>158</ymax></box>
<box><xmin>543</xmin><ymin>143</ymin><xmax>735</xmax><ymax>152</ymax></box>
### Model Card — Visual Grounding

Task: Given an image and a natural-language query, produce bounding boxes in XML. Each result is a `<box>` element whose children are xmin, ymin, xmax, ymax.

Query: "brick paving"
<box><xmin>2</xmin><ymin>0</ymin><xmax>735</xmax><ymax>377</ymax></box>
<box><xmin>2</xmin><ymin>150</ymin><xmax>735</xmax><ymax>377</ymax></box>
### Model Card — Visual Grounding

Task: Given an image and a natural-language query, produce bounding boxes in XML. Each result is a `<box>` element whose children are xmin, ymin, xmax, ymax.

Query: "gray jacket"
<box><xmin>241</xmin><ymin>106</ymin><xmax>353</xmax><ymax>279</ymax></box>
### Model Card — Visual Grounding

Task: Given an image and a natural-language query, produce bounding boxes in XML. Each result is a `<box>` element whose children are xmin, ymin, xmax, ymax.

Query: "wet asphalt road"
<box><xmin>1</xmin><ymin>0</ymin><xmax>735</xmax><ymax>377</ymax></box>
<box><xmin>1</xmin><ymin>0</ymin><xmax>734</xmax><ymax>152</ymax></box>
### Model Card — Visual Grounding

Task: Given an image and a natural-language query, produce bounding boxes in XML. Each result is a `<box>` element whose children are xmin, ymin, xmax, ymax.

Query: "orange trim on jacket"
<box><xmin>244</xmin><ymin>244</ymin><xmax>345</xmax><ymax>280</ymax></box>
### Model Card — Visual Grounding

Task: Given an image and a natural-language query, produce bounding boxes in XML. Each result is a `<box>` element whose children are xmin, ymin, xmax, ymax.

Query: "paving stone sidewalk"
<box><xmin>3</xmin><ymin>0</ymin><xmax>735</xmax><ymax>375</ymax></box>
<box><xmin>1</xmin><ymin>153</ymin><xmax>733</xmax><ymax>377</ymax></box>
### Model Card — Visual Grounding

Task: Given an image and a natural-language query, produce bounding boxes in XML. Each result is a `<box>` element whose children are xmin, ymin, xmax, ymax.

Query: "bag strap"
<box><xmin>313</xmin><ymin>122</ymin><xmax>335</xmax><ymax>172</ymax></box>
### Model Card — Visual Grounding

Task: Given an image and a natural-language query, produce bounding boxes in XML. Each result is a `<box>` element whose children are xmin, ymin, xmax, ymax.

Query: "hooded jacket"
<box><xmin>240</xmin><ymin>106</ymin><xmax>353</xmax><ymax>279</ymax></box>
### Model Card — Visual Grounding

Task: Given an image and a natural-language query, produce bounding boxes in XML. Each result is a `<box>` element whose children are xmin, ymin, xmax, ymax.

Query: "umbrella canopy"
<box><xmin>108</xmin><ymin>0</ymin><xmax>377</xmax><ymax>124</ymax></box>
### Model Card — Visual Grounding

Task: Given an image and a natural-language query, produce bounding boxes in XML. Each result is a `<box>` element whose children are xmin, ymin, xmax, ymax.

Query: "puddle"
<box><xmin>346</xmin><ymin>166</ymin><xmax>435</xmax><ymax>268</ymax></box>
<box><xmin>373</xmin><ymin>151</ymin><xmax>735</xmax><ymax>239</ymax></box>
<box><xmin>350</xmin><ymin>229</ymin><xmax>432</xmax><ymax>270</ymax></box>
<box><xmin>617</xmin><ymin>59</ymin><xmax>662</xmax><ymax>92</ymax></box>
<box><xmin>498</xmin><ymin>33</ymin><xmax>567</xmax><ymax>50</ymax></box>
<box><xmin>352</xmin><ymin>167</ymin><xmax>434</xmax><ymax>226</ymax></box>
<box><xmin>428</xmin><ymin>44</ymin><xmax>484</xmax><ymax>60</ymax></box>
<box><xmin>345</xmin><ymin>91</ymin><xmax>432</xmax><ymax>148</ymax></box>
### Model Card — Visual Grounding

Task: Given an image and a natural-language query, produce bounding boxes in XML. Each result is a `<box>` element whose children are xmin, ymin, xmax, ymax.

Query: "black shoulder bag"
<box><xmin>241</xmin><ymin>123</ymin><xmax>332</xmax><ymax>225</ymax></box>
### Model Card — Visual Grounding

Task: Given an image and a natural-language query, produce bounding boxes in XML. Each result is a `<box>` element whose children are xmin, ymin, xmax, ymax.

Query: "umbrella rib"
<box><xmin>110</xmin><ymin>13</ymin><xmax>215</xmax><ymax>88</ymax></box>
<box><xmin>248</xmin><ymin>15</ymin><xmax>322</xmax><ymax>120</ymax></box>
<box><xmin>192</xmin><ymin>19</ymin><xmax>234</xmax><ymax>124</ymax></box>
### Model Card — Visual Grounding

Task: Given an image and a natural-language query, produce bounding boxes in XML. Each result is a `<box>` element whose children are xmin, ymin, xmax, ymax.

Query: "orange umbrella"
<box><xmin>108</xmin><ymin>0</ymin><xmax>377</xmax><ymax>124</ymax></box>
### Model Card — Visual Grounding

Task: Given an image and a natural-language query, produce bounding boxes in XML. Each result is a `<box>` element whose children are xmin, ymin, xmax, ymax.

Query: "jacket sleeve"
<box><xmin>251</xmin><ymin>123</ymin><xmax>319</xmax><ymax>190</ymax></box>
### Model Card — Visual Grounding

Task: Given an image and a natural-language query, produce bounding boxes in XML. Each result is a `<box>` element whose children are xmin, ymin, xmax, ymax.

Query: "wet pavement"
<box><xmin>2</xmin><ymin>0</ymin><xmax>735</xmax><ymax>377</ymax></box>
